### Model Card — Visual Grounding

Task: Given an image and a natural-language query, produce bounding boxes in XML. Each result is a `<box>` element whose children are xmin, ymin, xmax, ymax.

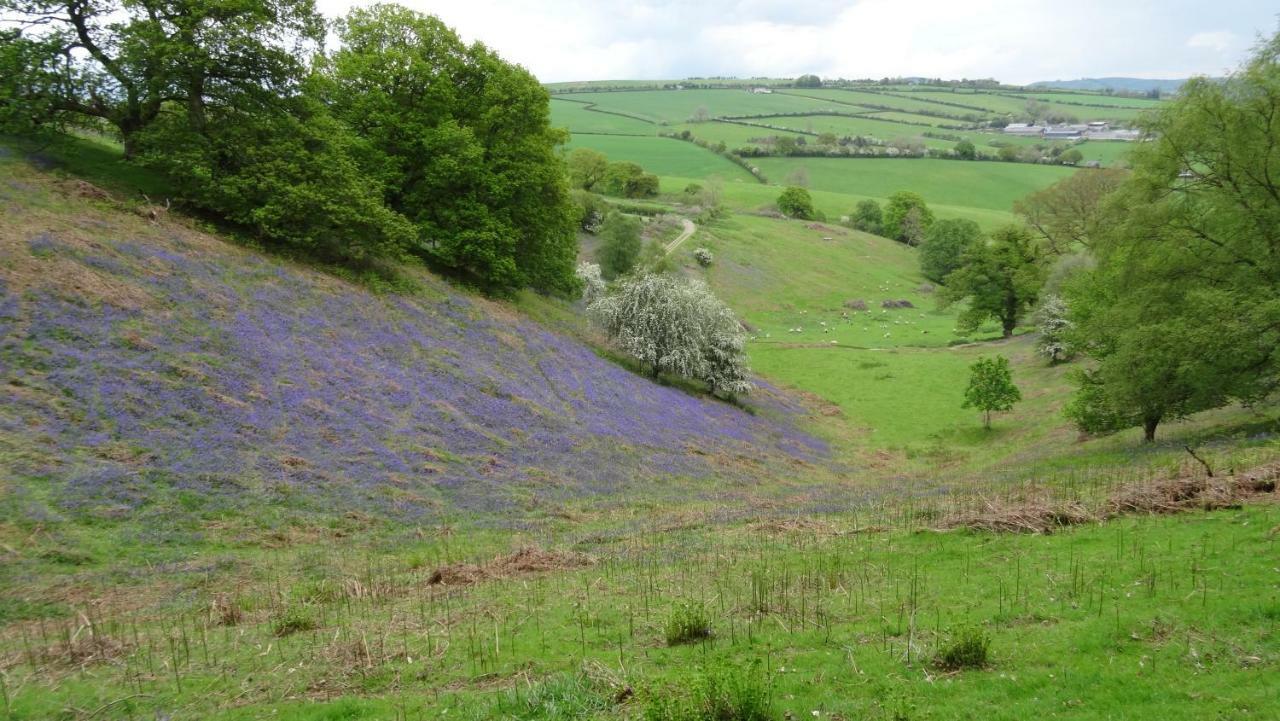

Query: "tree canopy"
<box><xmin>1060</xmin><ymin>32</ymin><xmax>1280</xmax><ymax>441</ymax></box>
<box><xmin>882</xmin><ymin>191</ymin><xmax>934</xmax><ymax>244</ymax></box>
<box><xmin>777</xmin><ymin>186</ymin><xmax>815</xmax><ymax>219</ymax></box>
<box><xmin>942</xmin><ymin>225</ymin><xmax>1046</xmax><ymax>338</ymax></box>
<box><xmin>920</xmin><ymin>218</ymin><xmax>982</xmax><ymax>283</ymax></box>
<box><xmin>962</xmin><ymin>356</ymin><xmax>1021</xmax><ymax>429</ymax></box>
<box><xmin>2</xmin><ymin>1</ymin><xmax>580</xmax><ymax>293</ymax></box>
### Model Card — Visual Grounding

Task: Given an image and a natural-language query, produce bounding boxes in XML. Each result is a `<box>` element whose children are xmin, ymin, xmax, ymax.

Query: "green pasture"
<box><xmin>569</xmin><ymin>88</ymin><xmax>838</xmax><ymax>124</ymax></box>
<box><xmin>785</xmin><ymin>88</ymin><xmax>970</xmax><ymax>116</ymax></box>
<box><xmin>550</xmin><ymin>98</ymin><xmax>657</xmax><ymax>135</ymax></box>
<box><xmin>749</xmin><ymin>157</ymin><xmax>1077</xmax><ymax>213</ymax></box>
<box><xmin>565</xmin><ymin>134</ymin><xmax>756</xmax><ymax>181</ymax></box>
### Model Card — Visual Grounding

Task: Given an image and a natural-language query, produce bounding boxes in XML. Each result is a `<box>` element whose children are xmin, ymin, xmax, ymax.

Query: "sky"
<box><xmin>312</xmin><ymin>0</ymin><xmax>1278</xmax><ymax>85</ymax></box>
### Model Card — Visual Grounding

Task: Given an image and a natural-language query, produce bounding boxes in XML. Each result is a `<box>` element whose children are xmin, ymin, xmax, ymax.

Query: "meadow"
<box><xmin>3</xmin><ymin>77</ymin><xmax>1277</xmax><ymax>721</ymax></box>
<box><xmin>748</xmin><ymin>158</ymin><xmax>1077</xmax><ymax>213</ymax></box>
<box><xmin>564</xmin><ymin>134</ymin><xmax>757</xmax><ymax>181</ymax></box>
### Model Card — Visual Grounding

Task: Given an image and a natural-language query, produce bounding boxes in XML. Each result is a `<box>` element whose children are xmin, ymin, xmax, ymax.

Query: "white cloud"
<box><xmin>1187</xmin><ymin>30</ymin><xmax>1239</xmax><ymax>54</ymax></box>
<box><xmin>315</xmin><ymin>1</ymin><xmax>1277</xmax><ymax>83</ymax></box>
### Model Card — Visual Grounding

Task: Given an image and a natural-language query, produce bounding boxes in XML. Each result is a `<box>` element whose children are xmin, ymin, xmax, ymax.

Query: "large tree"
<box><xmin>1063</xmin><ymin>32</ymin><xmax>1280</xmax><ymax>441</ymax></box>
<box><xmin>920</xmin><ymin>218</ymin><xmax>982</xmax><ymax>283</ymax></box>
<box><xmin>1013</xmin><ymin>168</ymin><xmax>1128</xmax><ymax>254</ymax></box>
<box><xmin>942</xmin><ymin>225</ymin><xmax>1046</xmax><ymax>338</ymax></box>
<box><xmin>0</xmin><ymin>0</ymin><xmax>323</xmax><ymax>157</ymax></box>
<box><xmin>321</xmin><ymin>4</ymin><xmax>579</xmax><ymax>294</ymax></box>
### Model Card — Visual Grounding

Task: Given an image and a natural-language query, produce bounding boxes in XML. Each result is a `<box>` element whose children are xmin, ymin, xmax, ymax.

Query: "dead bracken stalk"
<box><xmin>942</xmin><ymin>462</ymin><xmax>1279</xmax><ymax>534</ymax></box>
<box><xmin>426</xmin><ymin>546</ymin><xmax>594</xmax><ymax>587</ymax></box>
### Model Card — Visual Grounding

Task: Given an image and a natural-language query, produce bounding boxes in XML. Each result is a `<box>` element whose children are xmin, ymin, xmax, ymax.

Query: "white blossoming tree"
<box><xmin>575</xmin><ymin>262</ymin><xmax>606</xmax><ymax>306</ymax></box>
<box><xmin>1033</xmin><ymin>294</ymin><xmax>1074</xmax><ymax>363</ymax></box>
<box><xmin>589</xmin><ymin>273</ymin><xmax>752</xmax><ymax>397</ymax></box>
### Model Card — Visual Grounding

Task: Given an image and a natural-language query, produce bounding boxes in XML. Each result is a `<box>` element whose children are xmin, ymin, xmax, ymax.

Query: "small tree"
<box><xmin>777</xmin><ymin>186</ymin><xmax>815</xmax><ymax>219</ymax></box>
<box><xmin>882</xmin><ymin>191</ymin><xmax>934</xmax><ymax>243</ymax></box>
<box><xmin>962</xmin><ymin>356</ymin><xmax>1021</xmax><ymax>429</ymax></box>
<box><xmin>942</xmin><ymin>225</ymin><xmax>1046</xmax><ymax>338</ymax></box>
<box><xmin>602</xmin><ymin>162</ymin><xmax>659</xmax><ymax>198</ymax></box>
<box><xmin>954</xmin><ymin>140</ymin><xmax>977</xmax><ymax>160</ymax></box>
<box><xmin>850</xmin><ymin>199</ymin><xmax>883</xmax><ymax>235</ymax></box>
<box><xmin>589</xmin><ymin>274</ymin><xmax>752</xmax><ymax>396</ymax></box>
<box><xmin>899</xmin><ymin>207</ymin><xmax>927</xmax><ymax>247</ymax></box>
<box><xmin>689</xmin><ymin>105</ymin><xmax>710</xmax><ymax>123</ymax></box>
<box><xmin>575</xmin><ymin>262</ymin><xmax>606</xmax><ymax>305</ymax></box>
<box><xmin>598</xmin><ymin>212</ymin><xmax>643</xmax><ymax>279</ymax></box>
<box><xmin>1059</xmin><ymin>148</ymin><xmax>1084</xmax><ymax>165</ymax></box>
<box><xmin>1032</xmin><ymin>295</ymin><xmax>1073</xmax><ymax>363</ymax></box>
<box><xmin>693</xmin><ymin>247</ymin><xmax>713</xmax><ymax>267</ymax></box>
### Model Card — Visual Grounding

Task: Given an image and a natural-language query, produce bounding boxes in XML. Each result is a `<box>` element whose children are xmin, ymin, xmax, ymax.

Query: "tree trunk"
<box><xmin>984</xmin><ymin>410</ymin><xmax>992</xmax><ymax>429</ymax></box>
<box><xmin>1142</xmin><ymin>416</ymin><xmax>1159</xmax><ymax>443</ymax></box>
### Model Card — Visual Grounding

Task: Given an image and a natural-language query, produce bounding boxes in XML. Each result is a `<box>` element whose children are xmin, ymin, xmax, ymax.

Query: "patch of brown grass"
<box><xmin>426</xmin><ymin>546</ymin><xmax>593</xmax><ymax>587</ymax></box>
<box><xmin>943</xmin><ymin>462</ymin><xmax>1280</xmax><ymax>534</ymax></box>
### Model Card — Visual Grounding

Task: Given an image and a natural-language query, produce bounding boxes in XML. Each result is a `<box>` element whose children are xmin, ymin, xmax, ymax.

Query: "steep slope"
<box><xmin>0</xmin><ymin>157</ymin><xmax>826</xmax><ymax>528</ymax></box>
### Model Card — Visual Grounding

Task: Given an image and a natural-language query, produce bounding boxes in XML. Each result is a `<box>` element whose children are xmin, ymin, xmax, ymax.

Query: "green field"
<box><xmin>750</xmin><ymin>157</ymin><xmax>1077</xmax><ymax>212</ymax></box>
<box><xmin>565</xmin><ymin>134</ymin><xmax>757</xmax><ymax>181</ymax></box>
<box><xmin>550</xmin><ymin>98</ymin><xmax>657</xmax><ymax>135</ymax></box>
<box><xmin>564</xmin><ymin>88</ymin><xmax>839</xmax><ymax>124</ymax></box>
<box><xmin>787</xmin><ymin>88</ymin><xmax>975</xmax><ymax>116</ymax></box>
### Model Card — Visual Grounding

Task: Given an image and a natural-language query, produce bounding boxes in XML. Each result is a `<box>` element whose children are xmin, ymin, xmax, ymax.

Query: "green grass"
<box><xmin>1</xmin><ymin>132</ymin><xmax>171</xmax><ymax>198</ymax></box>
<box><xmin>571</xmin><ymin>89</ymin><xmax>840</xmax><ymax>124</ymax></box>
<box><xmin>565</xmin><ymin>134</ymin><xmax>756</xmax><ymax>181</ymax></box>
<box><xmin>658</xmin><ymin>175</ymin><xmax>1019</xmax><ymax>229</ymax></box>
<box><xmin>784</xmin><ymin>88</ymin><xmax>974</xmax><ymax>116</ymax></box>
<box><xmin>8</xmin><ymin>501</ymin><xmax>1278</xmax><ymax>720</ymax></box>
<box><xmin>551</xmin><ymin>98</ymin><xmax>658</xmax><ymax>135</ymax></box>
<box><xmin>748</xmin><ymin>157</ymin><xmax>1077</xmax><ymax>213</ymax></box>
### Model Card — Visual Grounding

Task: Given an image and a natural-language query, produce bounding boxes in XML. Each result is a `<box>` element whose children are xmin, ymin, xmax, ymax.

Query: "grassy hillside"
<box><xmin>0</xmin><ymin>153</ymin><xmax>830</xmax><ymax>537</ymax></box>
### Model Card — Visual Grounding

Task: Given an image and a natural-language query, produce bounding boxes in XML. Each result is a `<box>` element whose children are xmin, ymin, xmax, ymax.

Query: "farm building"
<box><xmin>1045</xmin><ymin>124</ymin><xmax>1088</xmax><ymax>139</ymax></box>
<box><xmin>1003</xmin><ymin>123</ymin><xmax>1045</xmax><ymax>136</ymax></box>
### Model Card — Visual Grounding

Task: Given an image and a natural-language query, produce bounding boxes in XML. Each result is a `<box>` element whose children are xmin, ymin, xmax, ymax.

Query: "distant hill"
<box><xmin>1030</xmin><ymin>77</ymin><xmax>1189</xmax><ymax>93</ymax></box>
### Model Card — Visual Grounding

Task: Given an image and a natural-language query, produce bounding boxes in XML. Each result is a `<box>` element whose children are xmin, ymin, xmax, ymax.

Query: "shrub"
<box><xmin>934</xmin><ymin>627</ymin><xmax>991</xmax><ymax>670</ymax></box>
<box><xmin>598</xmin><ymin>212</ymin><xmax>644</xmax><ymax>279</ymax></box>
<box><xmin>589</xmin><ymin>274</ymin><xmax>752</xmax><ymax>396</ymax></box>
<box><xmin>665</xmin><ymin>600</ymin><xmax>712</xmax><ymax>645</ymax></box>
<box><xmin>693</xmin><ymin>247</ymin><xmax>713</xmax><ymax>267</ymax></box>
<box><xmin>1033</xmin><ymin>294</ymin><xmax>1074</xmax><ymax>363</ymax></box>
<box><xmin>849</xmin><ymin>199</ymin><xmax>883</xmax><ymax>235</ymax></box>
<box><xmin>271</xmin><ymin>605</ymin><xmax>318</xmax><ymax>637</ymax></box>
<box><xmin>643</xmin><ymin>665</ymin><xmax>773</xmax><ymax>721</ymax></box>
<box><xmin>488</xmin><ymin>670</ymin><xmax>616</xmax><ymax>718</ymax></box>
<box><xmin>882</xmin><ymin>191</ymin><xmax>934</xmax><ymax>244</ymax></box>
<box><xmin>575</xmin><ymin>262</ymin><xmax>606</xmax><ymax>305</ymax></box>
<box><xmin>571</xmin><ymin>190</ymin><xmax>607</xmax><ymax>233</ymax></box>
<box><xmin>776</xmin><ymin>186</ymin><xmax>815</xmax><ymax>219</ymax></box>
